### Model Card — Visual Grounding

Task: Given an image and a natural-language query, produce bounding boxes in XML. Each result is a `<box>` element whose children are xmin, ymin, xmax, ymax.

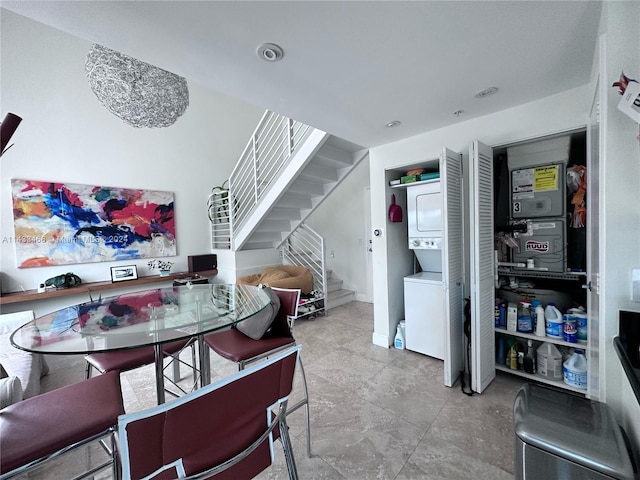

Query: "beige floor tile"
<box><xmin>31</xmin><ymin>301</ymin><xmax>524</xmax><ymax>479</ymax></box>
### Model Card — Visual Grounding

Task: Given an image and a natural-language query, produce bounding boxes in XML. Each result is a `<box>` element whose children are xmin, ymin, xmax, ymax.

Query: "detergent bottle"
<box><xmin>563</xmin><ymin>349</ymin><xmax>588</xmax><ymax>389</ymax></box>
<box><xmin>517</xmin><ymin>301</ymin><xmax>533</xmax><ymax>333</ymax></box>
<box><xmin>544</xmin><ymin>302</ymin><xmax>563</xmax><ymax>338</ymax></box>
<box><xmin>533</xmin><ymin>300</ymin><xmax>546</xmax><ymax>337</ymax></box>
<box><xmin>537</xmin><ymin>342</ymin><xmax>563</xmax><ymax>380</ymax></box>
<box><xmin>394</xmin><ymin>321</ymin><xmax>405</xmax><ymax>350</ymax></box>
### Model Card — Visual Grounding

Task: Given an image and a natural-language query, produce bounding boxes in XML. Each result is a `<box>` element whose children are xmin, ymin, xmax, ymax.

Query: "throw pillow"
<box><xmin>236</xmin><ymin>286</ymin><xmax>281</xmax><ymax>340</ymax></box>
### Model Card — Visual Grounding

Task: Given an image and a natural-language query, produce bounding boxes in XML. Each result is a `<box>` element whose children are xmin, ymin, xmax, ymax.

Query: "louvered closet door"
<box><xmin>441</xmin><ymin>147</ymin><xmax>464</xmax><ymax>387</ymax></box>
<box><xmin>469</xmin><ymin>140</ymin><xmax>496</xmax><ymax>393</ymax></box>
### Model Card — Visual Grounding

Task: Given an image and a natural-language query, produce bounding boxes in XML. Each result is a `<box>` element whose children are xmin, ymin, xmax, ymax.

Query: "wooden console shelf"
<box><xmin>0</xmin><ymin>270</ymin><xmax>218</xmax><ymax>306</ymax></box>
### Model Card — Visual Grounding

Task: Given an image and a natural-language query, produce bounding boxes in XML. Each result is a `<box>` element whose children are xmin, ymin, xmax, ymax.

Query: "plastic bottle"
<box><xmin>496</xmin><ymin>335</ymin><xmax>506</xmax><ymax>365</ymax></box>
<box><xmin>533</xmin><ymin>300</ymin><xmax>546</xmax><ymax>337</ymax></box>
<box><xmin>506</xmin><ymin>303</ymin><xmax>518</xmax><ymax>332</ymax></box>
<box><xmin>563</xmin><ymin>314</ymin><xmax>578</xmax><ymax>343</ymax></box>
<box><xmin>508</xmin><ymin>341</ymin><xmax>518</xmax><ymax>370</ymax></box>
<box><xmin>517</xmin><ymin>301</ymin><xmax>533</xmax><ymax>333</ymax></box>
<box><xmin>544</xmin><ymin>302</ymin><xmax>563</xmax><ymax>338</ymax></box>
<box><xmin>516</xmin><ymin>342</ymin><xmax>525</xmax><ymax>371</ymax></box>
<box><xmin>563</xmin><ymin>349</ymin><xmax>588</xmax><ymax>389</ymax></box>
<box><xmin>537</xmin><ymin>342</ymin><xmax>563</xmax><ymax>380</ymax></box>
<box><xmin>568</xmin><ymin>307</ymin><xmax>588</xmax><ymax>344</ymax></box>
<box><xmin>394</xmin><ymin>321</ymin><xmax>405</xmax><ymax>350</ymax></box>
<box><xmin>524</xmin><ymin>340</ymin><xmax>536</xmax><ymax>373</ymax></box>
<box><xmin>499</xmin><ymin>302</ymin><xmax>507</xmax><ymax>329</ymax></box>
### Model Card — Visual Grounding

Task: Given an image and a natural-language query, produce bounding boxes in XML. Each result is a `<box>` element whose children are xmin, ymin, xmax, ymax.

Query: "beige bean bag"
<box><xmin>237</xmin><ymin>265</ymin><xmax>313</xmax><ymax>294</ymax></box>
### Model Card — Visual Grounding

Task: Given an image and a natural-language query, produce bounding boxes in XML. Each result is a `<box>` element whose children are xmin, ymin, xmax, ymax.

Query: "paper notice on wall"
<box><xmin>533</xmin><ymin>164</ymin><xmax>559</xmax><ymax>191</ymax></box>
<box><xmin>512</xmin><ymin>164</ymin><xmax>559</xmax><ymax>199</ymax></box>
<box><xmin>618</xmin><ymin>81</ymin><xmax>640</xmax><ymax>124</ymax></box>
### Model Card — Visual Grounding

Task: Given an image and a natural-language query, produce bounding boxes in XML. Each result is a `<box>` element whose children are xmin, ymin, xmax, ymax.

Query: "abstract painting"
<box><xmin>11</xmin><ymin>179</ymin><xmax>176</xmax><ymax>268</ymax></box>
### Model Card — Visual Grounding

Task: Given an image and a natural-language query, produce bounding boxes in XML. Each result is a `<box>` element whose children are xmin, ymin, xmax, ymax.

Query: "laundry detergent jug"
<box><xmin>544</xmin><ymin>302</ymin><xmax>563</xmax><ymax>338</ymax></box>
<box><xmin>563</xmin><ymin>349</ymin><xmax>588</xmax><ymax>389</ymax></box>
<box><xmin>536</xmin><ymin>342</ymin><xmax>563</xmax><ymax>380</ymax></box>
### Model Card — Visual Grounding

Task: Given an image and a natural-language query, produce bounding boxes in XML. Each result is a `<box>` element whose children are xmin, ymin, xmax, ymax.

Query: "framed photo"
<box><xmin>110</xmin><ymin>265</ymin><xmax>138</xmax><ymax>283</ymax></box>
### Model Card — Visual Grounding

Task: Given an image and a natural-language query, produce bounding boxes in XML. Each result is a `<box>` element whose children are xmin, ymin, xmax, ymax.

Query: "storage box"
<box><xmin>401</xmin><ymin>174</ymin><xmax>420</xmax><ymax>184</ymax></box>
<box><xmin>419</xmin><ymin>172</ymin><xmax>440</xmax><ymax>182</ymax></box>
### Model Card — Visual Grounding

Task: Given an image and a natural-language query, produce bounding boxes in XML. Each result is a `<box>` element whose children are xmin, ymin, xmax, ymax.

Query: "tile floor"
<box><xmin>34</xmin><ymin>301</ymin><xmax>527</xmax><ymax>479</ymax></box>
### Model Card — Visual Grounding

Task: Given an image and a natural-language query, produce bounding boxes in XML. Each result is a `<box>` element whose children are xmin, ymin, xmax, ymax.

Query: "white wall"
<box><xmin>306</xmin><ymin>158</ymin><xmax>371</xmax><ymax>300</ymax></box>
<box><xmin>597</xmin><ymin>0</ymin><xmax>640</xmax><ymax>447</ymax></box>
<box><xmin>369</xmin><ymin>85</ymin><xmax>590</xmax><ymax>347</ymax></box>
<box><xmin>0</xmin><ymin>11</ymin><xmax>263</xmax><ymax>308</ymax></box>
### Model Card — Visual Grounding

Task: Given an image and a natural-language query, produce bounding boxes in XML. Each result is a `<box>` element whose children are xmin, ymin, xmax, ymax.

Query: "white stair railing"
<box><xmin>209</xmin><ymin>111</ymin><xmax>311</xmax><ymax>251</ymax></box>
<box><xmin>229</xmin><ymin>111</ymin><xmax>312</xmax><ymax>236</ymax></box>
<box><xmin>280</xmin><ymin>223</ymin><xmax>327</xmax><ymax>316</ymax></box>
<box><xmin>208</xmin><ymin>187</ymin><xmax>231</xmax><ymax>249</ymax></box>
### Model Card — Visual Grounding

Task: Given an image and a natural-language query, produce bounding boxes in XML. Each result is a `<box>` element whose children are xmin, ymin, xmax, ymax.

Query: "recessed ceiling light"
<box><xmin>474</xmin><ymin>87</ymin><xmax>498</xmax><ymax>98</ymax></box>
<box><xmin>256</xmin><ymin>43</ymin><xmax>284</xmax><ymax>62</ymax></box>
<box><xmin>385</xmin><ymin>120</ymin><xmax>401</xmax><ymax>128</ymax></box>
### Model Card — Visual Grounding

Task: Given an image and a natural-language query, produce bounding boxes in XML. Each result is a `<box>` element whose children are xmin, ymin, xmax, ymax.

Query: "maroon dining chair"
<box><xmin>0</xmin><ymin>371</ymin><xmax>124</xmax><ymax>480</ymax></box>
<box><xmin>117</xmin><ymin>345</ymin><xmax>301</xmax><ymax>480</ymax></box>
<box><xmin>203</xmin><ymin>286</ymin><xmax>312</xmax><ymax>457</ymax></box>
<box><xmin>85</xmin><ymin>337</ymin><xmax>198</xmax><ymax>400</ymax></box>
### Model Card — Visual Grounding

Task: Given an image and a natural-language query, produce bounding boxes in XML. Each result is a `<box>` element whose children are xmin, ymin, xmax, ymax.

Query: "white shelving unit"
<box><xmin>495</xmin><ymin>326</ymin><xmax>589</xmax><ymax>395</ymax></box>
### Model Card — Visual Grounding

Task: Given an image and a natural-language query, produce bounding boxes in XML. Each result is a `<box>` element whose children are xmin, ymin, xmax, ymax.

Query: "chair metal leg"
<box><xmin>297</xmin><ymin>357</ymin><xmax>311</xmax><ymax>458</ymax></box>
<box><xmin>279</xmin><ymin>411</ymin><xmax>299</xmax><ymax>480</ymax></box>
<box><xmin>286</xmin><ymin>355</ymin><xmax>311</xmax><ymax>457</ymax></box>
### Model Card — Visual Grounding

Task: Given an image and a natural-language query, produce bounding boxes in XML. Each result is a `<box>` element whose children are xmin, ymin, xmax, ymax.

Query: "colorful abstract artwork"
<box><xmin>10</xmin><ymin>179</ymin><xmax>176</xmax><ymax>268</ymax></box>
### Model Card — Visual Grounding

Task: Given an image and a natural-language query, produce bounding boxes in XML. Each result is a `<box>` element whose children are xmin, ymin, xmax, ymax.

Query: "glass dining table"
<box><xmin>9</xmin><ymin>284</ymin><xmax>271</xmax><ymax>404</ymax></box>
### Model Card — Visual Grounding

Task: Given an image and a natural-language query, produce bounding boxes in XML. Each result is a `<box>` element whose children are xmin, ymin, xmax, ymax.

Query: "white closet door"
<box><xmin>441</xmin><ymin>147</ymin><xmax>464</xmax><ymax>387</ymax></box>
<box><xmin>586</xmin><ymin>34</ymin><xmax>603</xmax><ymax>401</ymax></box>
<box><xmin>469</xmin><ymin>140</ymin><xmax>496</xmax><ymax>393</ymax></box>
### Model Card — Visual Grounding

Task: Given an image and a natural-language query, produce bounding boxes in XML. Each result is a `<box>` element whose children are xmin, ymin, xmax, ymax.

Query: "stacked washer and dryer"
<box><xmin>403</xmin><ymin>181</ymin><xmax>445</xmax><ymax>359</ymax></box>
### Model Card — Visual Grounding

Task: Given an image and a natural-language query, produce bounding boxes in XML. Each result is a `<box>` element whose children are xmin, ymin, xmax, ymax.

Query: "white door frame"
<box><xmin>364</xmin><ymin>187</ymin><xmax>374</xmax><ymax>303</ymax></box>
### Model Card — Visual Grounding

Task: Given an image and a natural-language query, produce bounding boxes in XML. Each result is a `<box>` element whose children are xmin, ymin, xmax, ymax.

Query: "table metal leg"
<box><xmin>198</xmin><ymin>334</ymin><xmax>211</xmax><ymax>386</ymax></box>
<box><xmin>154</xmin><ymin>343</ymin><xmax>165</xmax><ymax>404</ymax></box>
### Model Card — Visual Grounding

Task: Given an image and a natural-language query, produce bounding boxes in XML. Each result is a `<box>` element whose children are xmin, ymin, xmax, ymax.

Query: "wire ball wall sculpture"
<box><xmin>85</xmin><ymin>44</ymin><xmax>189</xmax><ymax>128</ymax></box>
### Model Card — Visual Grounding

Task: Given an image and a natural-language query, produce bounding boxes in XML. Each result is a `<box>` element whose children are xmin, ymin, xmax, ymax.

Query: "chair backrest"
<box><xmin>268</xmin><ymin>287</ymin><xmax>300</xmax><ymax>338</ymax></box>
<box><xmin>118</xmin><ymin>345</ymin><xmax>301</xmax><ymax>480</ymax></box>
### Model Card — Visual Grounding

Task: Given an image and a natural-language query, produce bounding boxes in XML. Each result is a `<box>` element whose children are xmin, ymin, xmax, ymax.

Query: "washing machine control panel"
<box><xmin>409</xmin><ymin>237</ymin><xmax>442</xmax><ymax>249</ymax></box>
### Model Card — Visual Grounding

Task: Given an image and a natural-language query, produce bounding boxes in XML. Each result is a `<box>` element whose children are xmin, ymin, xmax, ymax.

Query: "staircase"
<box><xmin>326</xmin><ymin>270</ymin><xmax>355</xmax><ymax>309</ymax></box>
<box><xmin>228</xmin><ymin>112</ymin><xmax>368</xmax><ymax>251</ymax></box>
<box><xmin>210</xmin><ymin>111</ymin><xmax>367</xmax><ymax>311</ymax></box>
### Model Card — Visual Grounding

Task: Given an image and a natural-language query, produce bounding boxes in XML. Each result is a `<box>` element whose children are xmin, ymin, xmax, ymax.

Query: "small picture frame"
<box><xmin>110</xmin><ymin>265</ymin><xmax>138</xmax><ymax>283</ymax></box>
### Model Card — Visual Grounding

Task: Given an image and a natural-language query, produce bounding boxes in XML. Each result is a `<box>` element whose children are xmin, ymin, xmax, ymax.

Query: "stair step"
<box><xmin>278</xmin><ymin>194</ymin><xmax>313</xmax><ymax>209</ymax></box>
<box><xmin>257</xmin><ymin>219</ymin><xmax>293</xmax><ymax>232</ymax></box>
<box><xmin>327</xmin><ymin>276</ymin><xmax>343</xmax><ymax>293</ymax></box>
<box><xmin>299</xmin><ymin>164</ymin><xmax>338</xmax><ymax>182</ymax></box>
<box><xmin>288</xmin><ymin>179</ymin><xmax>325</xmax><ymax>196</ymax></box>
<box><xmin>314</xmin><ymin>144</ymin><xmax>355</xmax><ymax>168</ymax></box>
<box><xmin>268</xmin><ymin>207</ymin><xmax>301</xmax><ymax>221</ymax></box>
<box><xmin>327</xmin><ymin>289</ymin><xmax>355</xmax><ymax>309</ymax></box>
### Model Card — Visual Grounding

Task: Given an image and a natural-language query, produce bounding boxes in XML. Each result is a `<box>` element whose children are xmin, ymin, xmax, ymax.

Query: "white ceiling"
<box><xmin>1</xmin><ymin>1</ymin><xmax>602</xmax><ymax>148</ymax></box>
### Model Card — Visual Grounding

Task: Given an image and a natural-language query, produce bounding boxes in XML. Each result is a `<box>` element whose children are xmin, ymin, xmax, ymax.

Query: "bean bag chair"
<box><xmin>237</xmin><ymin>265</ymin><xmax>313</xmax><ymax>294</ymax></box>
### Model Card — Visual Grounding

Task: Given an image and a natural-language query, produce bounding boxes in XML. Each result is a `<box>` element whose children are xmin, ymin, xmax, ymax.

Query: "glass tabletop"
<box><xmin>10</xmin><ymin>284</ymin><xmax>270</xmax><ymax>354</ymax></box>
